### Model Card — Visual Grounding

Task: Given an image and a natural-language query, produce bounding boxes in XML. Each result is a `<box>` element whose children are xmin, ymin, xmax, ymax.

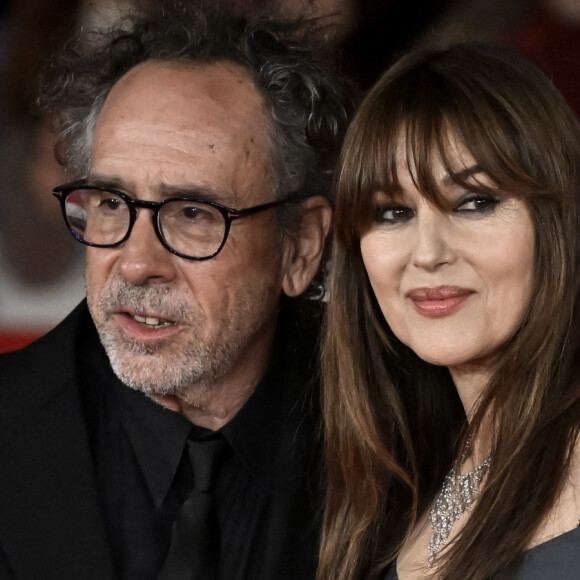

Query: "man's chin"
<box><xmin>96</xmin><ymin>322</ymin><xmax>240</xmax><ymax>402</ymax></box>
<box><xmin>109</xmin><ymin>357</ymin><xmax>192</xmax><ymax>397</ymax></box>
<box><xmin>101</xmin><ymin>341</ymin><xmax>188</xmax><ymax>392</ymax></box>
<box><xmin>123</xmin><ymin>378</ymin><xmax>189</xmax><ymax>399</ymax></box>
<box><xmin>109</xmin><ymin>357</ymin><xmax>219</xmax><ymax>409</ymax></box>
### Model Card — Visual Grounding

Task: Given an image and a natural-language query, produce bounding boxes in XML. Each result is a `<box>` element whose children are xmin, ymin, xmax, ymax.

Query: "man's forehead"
<box><xmin>100</xmin><ymin>58</ymin><xmax>267</xmax><ymax>125</ymax></box>
<box><xmin>92</xmin><ymin>58</ymin><xmax>273</xmax><ymax>162</ymax></box>
<box><xmin>90</xmin><ymin>59</ymin><xmax>275</xmax><ymax>205</ymax></box>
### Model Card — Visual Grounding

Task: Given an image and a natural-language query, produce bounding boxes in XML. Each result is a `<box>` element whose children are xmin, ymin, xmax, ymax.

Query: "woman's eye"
<box><xmin>454</xmin><ymin>194</ymin><xmax>500</xmax><ymax>213</ymax></box>
<box><xmin>373</xmin><ymin>205</ymin><xmax>414</xmax><ymax>225</ymax></box>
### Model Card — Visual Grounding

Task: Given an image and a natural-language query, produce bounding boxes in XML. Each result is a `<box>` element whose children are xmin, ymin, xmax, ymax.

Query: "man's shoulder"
<box><xmin>0</xmin><ymin>301</ymin><xmax>92</xmax><ymax>405</ymax></box>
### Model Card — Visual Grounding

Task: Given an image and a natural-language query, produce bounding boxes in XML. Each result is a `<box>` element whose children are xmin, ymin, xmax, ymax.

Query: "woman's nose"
<box><xmin>411</xmin><ymin>208</ymin><xmax>456</xmax><ymax>272</ymax></box>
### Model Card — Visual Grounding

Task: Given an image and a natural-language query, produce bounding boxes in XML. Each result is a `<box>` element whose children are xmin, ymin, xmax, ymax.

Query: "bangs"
<box><xmin>334</xmin><ymin>43</ymin><xmax>562</xmax><ymax>245</ymax></box>
<box><xmin>335</xmin><ymin>80</ymin><xmax>471</xmax><ymax>239</ymax></box>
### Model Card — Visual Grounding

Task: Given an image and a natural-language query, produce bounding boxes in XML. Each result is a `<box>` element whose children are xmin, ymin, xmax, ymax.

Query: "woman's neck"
<box><xmin>449</xmin><ymin>362</ymin><xmax>495</xmax><ymax>466</ymax></box>
<box><xmin>449</xmin><ymin>362</ymin><xmax>492</xmax><ymax>419</ymax></box>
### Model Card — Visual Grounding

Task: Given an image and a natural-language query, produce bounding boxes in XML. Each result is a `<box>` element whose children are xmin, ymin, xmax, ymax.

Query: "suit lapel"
<box><xmin>0</xmin><ymin>303</ymin><xmax>117</xmax><ymax>579</ymax></box>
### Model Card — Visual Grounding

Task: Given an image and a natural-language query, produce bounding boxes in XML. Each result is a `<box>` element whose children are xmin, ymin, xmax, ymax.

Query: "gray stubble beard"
<box><xmin>89</xmin><ymin>276</ymin><xmax>260</xmax><ymax>405</ymax></box>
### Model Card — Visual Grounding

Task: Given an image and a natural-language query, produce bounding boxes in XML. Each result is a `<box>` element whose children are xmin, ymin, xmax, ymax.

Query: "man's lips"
<box><xmin>118</xmin><ymin>311</ymin><xmax>178</xmax><ymax>330</ymax></box>
<box><xmin>406</xmin><ymin>286</ymin><xmax>474</xmax><ymax>317</ymax></box>
<box><xmin>131</xmin><ymin>313</ymin><xmax>175</xmax><ymax>328</ymax></box>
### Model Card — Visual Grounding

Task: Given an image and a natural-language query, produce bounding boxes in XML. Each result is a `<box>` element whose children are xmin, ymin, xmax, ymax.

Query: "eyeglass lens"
<box><xmin>63</xmin><ymin>189</ymin><xmax>227</xmax><ymax>259</ymax></box>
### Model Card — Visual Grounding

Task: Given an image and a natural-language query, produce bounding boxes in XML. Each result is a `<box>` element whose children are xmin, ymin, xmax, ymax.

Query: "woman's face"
<box><xmin>359</xmin><ymin>137</ymin><xmax>535</xmax><ymax>375</ymax></box>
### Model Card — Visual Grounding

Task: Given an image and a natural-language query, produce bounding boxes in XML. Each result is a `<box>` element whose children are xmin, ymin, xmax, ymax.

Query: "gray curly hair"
<box><xmin>38</xmin><ymin>1</ymin><xmax>355</xmax><ymax>211</ymax></box>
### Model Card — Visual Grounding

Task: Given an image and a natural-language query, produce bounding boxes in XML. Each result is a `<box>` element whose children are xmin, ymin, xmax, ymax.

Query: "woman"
<box><xmin>319</xmin><ymin>42</ymin><xmax>580</xmax><ymax>580</ymax></box>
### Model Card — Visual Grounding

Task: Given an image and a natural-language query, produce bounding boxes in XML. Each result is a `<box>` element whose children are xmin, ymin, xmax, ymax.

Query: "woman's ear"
<box><xmin>281</xmin><ymin>195</ymin><xmax>332</xmax><ymax>297</ymax></box>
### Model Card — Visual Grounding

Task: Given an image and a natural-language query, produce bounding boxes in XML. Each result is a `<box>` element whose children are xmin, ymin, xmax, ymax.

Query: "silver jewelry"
<box><xmin>427</xmin><ymin>452</ymin><xmax>491</xmax><ymax>567</ymax></box>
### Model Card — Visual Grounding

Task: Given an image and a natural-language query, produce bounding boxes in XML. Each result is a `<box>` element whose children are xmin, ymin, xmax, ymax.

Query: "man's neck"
<box><xmin>152</xmin><ymin>376</ymin><xmax>260</xmax><ymax>430</ymax></box>
<box><xmin>151</xmin><ymin>319</ymin><xmax>278</xmax><ymax>430</ymax></box>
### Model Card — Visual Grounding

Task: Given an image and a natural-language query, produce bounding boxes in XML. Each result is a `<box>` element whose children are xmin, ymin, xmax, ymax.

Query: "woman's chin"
<box><xmin>409</xmin><ymin>346</ymin><xmax>478</xmax><ymax>370</ymax></box>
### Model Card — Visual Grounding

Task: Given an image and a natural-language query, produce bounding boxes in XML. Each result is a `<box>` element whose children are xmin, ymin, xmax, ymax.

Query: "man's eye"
<box><xmin>454</xmin><ymin>194</ymin><xmax>500</xmax><ymax>213</ymax></box>
<box><xmin>99</xmin><ymin>197</ymin><xmax>123</xmax><ymax>210</ymax></box>
<box><xmin>182</xmin><ymin>206</ymin><xmax>202</xmax><ymax>219</ymax></box>
<box><xmin>373</xmin><ymin>205</ymin><xmax>414</xmax><ymax>225</ymax></box>
<box><xmin>181</xmin><ymin>205</ymin><xmax>213</xmax><ymax>221</ymax></box>
<box><xmin>93</xmin><ymin>196</ymin><xmax>124</xmax><ymax>212</ymax></box>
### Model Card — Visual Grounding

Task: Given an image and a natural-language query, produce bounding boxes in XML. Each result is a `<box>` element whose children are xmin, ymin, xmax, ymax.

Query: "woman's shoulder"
<box><xmin>382</xmin><ymin>561</ymin><xmax>398</xmax><ymax>580</ymax></box>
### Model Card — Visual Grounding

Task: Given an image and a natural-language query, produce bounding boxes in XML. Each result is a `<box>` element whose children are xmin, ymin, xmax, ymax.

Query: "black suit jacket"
<box><xmin>0</xmin><ymin>301</ymin><xmax>322</xmax><ymax>579</ymax></box>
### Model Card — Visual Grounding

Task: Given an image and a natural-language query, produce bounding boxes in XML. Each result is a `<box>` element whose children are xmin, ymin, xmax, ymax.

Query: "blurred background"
<box><xmin>0</xmin><ymin>0</ymin><xmax>577</xmax><ymax>352</ymax></box>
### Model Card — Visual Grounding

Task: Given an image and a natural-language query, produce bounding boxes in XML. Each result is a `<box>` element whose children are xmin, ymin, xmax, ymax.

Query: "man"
<box><xmin>0</xmin><ymin>3</ymin><xmax>353</xmax><ymax>579</ymax></box>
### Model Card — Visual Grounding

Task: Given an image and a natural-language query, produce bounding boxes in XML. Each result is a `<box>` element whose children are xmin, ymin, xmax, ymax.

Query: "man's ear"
<box><xmin>281</xmin><ymin>195</ymin><xmax>332</xmax><ymax>297</ymax></box>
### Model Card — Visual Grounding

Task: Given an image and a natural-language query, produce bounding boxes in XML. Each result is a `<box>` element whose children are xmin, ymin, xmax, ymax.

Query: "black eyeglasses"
<box><xmin>53</xmin><ymin>182</ymin><xmax>306</xmax><ymax>260</ymax></box>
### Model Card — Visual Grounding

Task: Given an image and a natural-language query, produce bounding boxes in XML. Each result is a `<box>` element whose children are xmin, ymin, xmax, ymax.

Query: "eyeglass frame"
<box><xmin>52</xmin><ymin>181</ymin><xmax>311</xmax><ymax>261</ymax></box>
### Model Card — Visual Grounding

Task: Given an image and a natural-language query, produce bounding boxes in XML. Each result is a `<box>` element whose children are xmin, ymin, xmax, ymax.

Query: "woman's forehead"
<box><xmin>382</xmin><ymin>129</ymin><xmax>478</xmax><ymax>186</ymax></box>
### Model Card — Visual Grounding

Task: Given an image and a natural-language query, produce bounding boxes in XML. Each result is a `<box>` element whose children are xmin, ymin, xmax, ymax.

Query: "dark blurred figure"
<box><xmin>0</xmin><ymin>0</ymin><xmax>79</xmax><ymax>283</ymax></box>
<box><xmin>0</xmin><ymin>0</ymin><xmax>83</xmax><ymax>348</ymax></box>
<box><xmin>226</xmin><ymin>0</ymin><xmax>456</xmax><ymax>89</ymax></box>
<box><xmin>0</xmin><ymin>0</ymin><xmax>147</xmax><ymax>349</ymax></box>
<box><xmin>411</xmin><ymin>0</ymin><xmax>580</xmax><ymax>115</ymax></box>
<box><xmin>413</xmin><ymin>0</ymin><xmax>529</xmax><ymax>46</ymax></box>
<box><xmin>337</xmin><ymin>0</ymin><xmax>456</xmax><ymax>90</ymax></box>
<box><xmin>507</xmin><ymin>0</ymin><xmax>580</xmax><ymax>115</ymax></box>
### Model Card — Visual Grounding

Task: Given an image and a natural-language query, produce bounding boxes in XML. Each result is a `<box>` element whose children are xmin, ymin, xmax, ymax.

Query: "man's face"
<box><xmin>85</xmin><ymin>60</ymin><xmax>291</xmax><ymax>402</ymax></box>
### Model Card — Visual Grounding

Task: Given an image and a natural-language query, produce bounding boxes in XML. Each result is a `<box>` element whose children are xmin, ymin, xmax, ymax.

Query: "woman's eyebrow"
<box><xmin>443</xmin><ymin>164</ymin><xmax>483</xmax><ymax>185</ymax></box>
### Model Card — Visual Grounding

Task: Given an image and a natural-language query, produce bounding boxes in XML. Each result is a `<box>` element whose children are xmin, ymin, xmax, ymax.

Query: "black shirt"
<box><xmin>79</xmin><ymin>301</ymin><xmax>322</xmax><ymax>580</ymax></box>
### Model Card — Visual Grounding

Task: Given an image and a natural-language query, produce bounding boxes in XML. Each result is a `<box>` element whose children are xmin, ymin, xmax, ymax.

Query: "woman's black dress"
<box><xmin>384</xmin><ymin>525</ymin><xmax>580</xmax><ymax>579</ymax></box>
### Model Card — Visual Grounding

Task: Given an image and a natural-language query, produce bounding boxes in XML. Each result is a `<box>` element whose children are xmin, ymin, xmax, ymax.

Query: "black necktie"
<box><xmin>158</xmin><ymin>436</ymin><xmax>227</xmax><ymax>580</ymax></box>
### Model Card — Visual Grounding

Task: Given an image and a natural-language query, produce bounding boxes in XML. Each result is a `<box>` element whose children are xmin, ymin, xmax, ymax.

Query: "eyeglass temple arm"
<box><xmin>228</xmin><ymin>194</ymin><xmax>310</xmax><ymax>219</ymax></box>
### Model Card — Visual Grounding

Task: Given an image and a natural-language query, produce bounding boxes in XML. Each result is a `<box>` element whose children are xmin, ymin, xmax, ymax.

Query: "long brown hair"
<box><xmin>319</xmin><ymin>42</ymin><xmax>580</xmax><ymax>580</ymax></box>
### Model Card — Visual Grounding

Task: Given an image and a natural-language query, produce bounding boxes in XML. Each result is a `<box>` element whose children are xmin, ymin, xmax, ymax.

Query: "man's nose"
<box><xmin>411</xmin><ymin>209</ymin><xmax>456</xmax><ymax>272</ymax></box>
<box><xmin>116</xmin><ymin>211</ymin><xmax>177</xmax><ymax>285</ymax></box>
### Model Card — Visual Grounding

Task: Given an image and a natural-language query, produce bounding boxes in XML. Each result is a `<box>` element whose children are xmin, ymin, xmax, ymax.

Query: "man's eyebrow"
<box><xmin>86</xmin><ymin>174</ymin><xmax>135</xmax><ymax>192</ymax></box>
<box><xmin>443</xmin><ymin>164</ymin><xmax>483</xmax><ymax>185</ymax></box>
<box><xmin>159</xmin><ymin>183</ymin><xmax>229</xmax><ymax>203</ymax></box>
<box><xmin>85</xmin><ymin>174</ymin><xmax>230</xmax><ymax>203</ymax></box>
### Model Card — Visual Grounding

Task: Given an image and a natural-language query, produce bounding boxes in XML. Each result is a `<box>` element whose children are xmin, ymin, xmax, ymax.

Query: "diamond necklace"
<box><xmin>427</xmin><ymin>451</ymin><xmax>491</xmax><ymax>568</ymax></box>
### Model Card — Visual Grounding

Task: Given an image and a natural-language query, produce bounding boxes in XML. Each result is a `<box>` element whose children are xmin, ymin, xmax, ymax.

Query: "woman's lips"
<box><xmin>406</xmin><ymin>286</ymin><xmax>474</xmax><ymax>317</ymax></box>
